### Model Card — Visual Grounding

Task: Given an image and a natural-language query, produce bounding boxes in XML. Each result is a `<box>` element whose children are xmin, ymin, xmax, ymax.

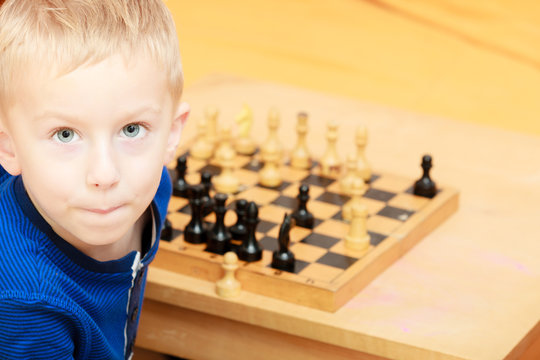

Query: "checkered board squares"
<box><xmin>154</xmin><ymin>150</ymin><xmax>459</xmax><ymax>312</ymax></box>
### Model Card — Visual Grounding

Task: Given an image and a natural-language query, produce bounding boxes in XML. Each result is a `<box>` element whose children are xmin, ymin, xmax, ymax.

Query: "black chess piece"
<box><xmin>206</xmin><ymin>193</ymin><xmax>232</xmax><ymax>255</ymax></box>
<box><xmin>237</xmin><ymin>201</ymin><xmax>262</xmax><ymax>262</ymax></box>
<box><xmin>173</xmin><ymin>155</ymin><xmax>189</xmax><ymax>198</ymax></box>
<box><xmin>271</xmin><ymin>213</ymin><xmax>296</xmax><ymax>272</ymax></box>
<box><xmin>160</xmin><ymin>217</ymin><xmax>173</xmax><ymax>242</ymax></box>
<box><xmin>229</xmin><ymin>199</ymin><xmax>248</xmax><ymax>241</ymax></box>
<box><xmin>200</xmin><ymin>171</ymin><xmax>214</xmax><ymax>216</ymax></box>
<box><xmin>291</xmin><ymin>184</ymin><xmax>314</xmax><ymax>229</ymax></box>
<box><xmin>413</xmin><ymin>154</ymin><xmax>437</xmax><ymax>198</ymax></box>
<box><xmin>184</xmin><ymin>185</ymin><xmax>207</xmax><ymax>244</ymax></box>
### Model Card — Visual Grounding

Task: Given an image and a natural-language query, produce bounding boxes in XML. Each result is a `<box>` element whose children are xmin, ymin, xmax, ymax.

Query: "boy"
<box><xmin>0</xmin><ymin>1</ymin><xmax>189</xmax><ymax>359</ymax></box>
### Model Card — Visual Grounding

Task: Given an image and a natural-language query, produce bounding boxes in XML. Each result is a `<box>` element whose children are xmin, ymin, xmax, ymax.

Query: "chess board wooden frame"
<box><xmin>153</xmin><ymin>143</ymin><xmax>459</xmax><ymax>312</ymax></box>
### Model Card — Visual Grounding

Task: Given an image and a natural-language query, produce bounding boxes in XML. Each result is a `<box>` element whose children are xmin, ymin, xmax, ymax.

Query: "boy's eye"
<box><xmin>122</xmin><ymin>124</ymin><xmax>140</xmax><ymax>138</ymax></box>
<box><xmin>54</xmin><ymin>129</ymin><xmax>77</xmax><ymax>143</ymax></box>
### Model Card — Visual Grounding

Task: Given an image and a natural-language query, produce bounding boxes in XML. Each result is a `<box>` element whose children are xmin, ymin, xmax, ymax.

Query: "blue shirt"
<box><xmin>0</xmin><ymin>166</ymin><xmax>170</xmax><ymax>359</ymax></box>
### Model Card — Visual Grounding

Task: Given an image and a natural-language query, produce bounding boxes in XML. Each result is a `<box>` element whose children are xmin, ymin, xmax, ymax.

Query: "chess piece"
<box><xmin>184</xmin><ymin>185</ymin><xmax>208</xmax><ymax>244</ymax></box>
<box><xmin>340</xmin><ymin>154</ymin><xmax>358</xmax><ymax>195</ymax></box>
<box><xmin>206</xmin><ymin>193</ymin><xmax>232</xmax><ymax>255</ymax></box>
<box><xmin>160</xmin><ymin>217</ymin><xmax>173</xmax><ymax>241</ymax></box>
<box><xmin>237</xmin><ymin>201</ymin><xmax>262</xmax><ymax>262</ymax></box>
<box><xmin>271</xmin><ymin>213</ymin><xmax>296</xmax><ymax>272</ymax></box>
<box><xmin>344</xmin><ymin>203</ymin><xmax>370</xmax><ymax>252</ymax></box>
<box><xmin>234</xmin><ymin>104</ymin><xmax>257</xmax><ymax>155</ymax></box>
<box><xmin>190</xmin><ymin>117</ymin><xmax>213</xmax><ymax>160</ymax></box>
<box><xmin>320</xmin><ymin>120</ymin><xmax>341</xmax><ymax>176</ymax></box>
<box><xmin>260</xmin><ymin>108</ymin><xmax>282</xmax><ymax>159</ymax></box>
<box><xmin>229</xmin><ymin>199</ymin><xmax>248</xmax><ymax>241</ymax></box>
<box><xmin>290</xmin><ymin>112</ymin><xmax>311</xmax><ymax>169</ymax></box>
<box><xmin>291</xmin><ymin>184</ymin><xmax>314</xmax><ymax>229</ymax></box>
<box><xmin>413</xmin><ymin>154</ymin><xmax>437</xmax><ymax>198</ymax></box>
<box><xmin>216</xmin><ymin>251</ymin><xmax>241</xmax><ymax>298</ymax></box>
<box><xmin>204</xmin><ymin>106</ymin><xmax>219</xmax><ymax>147</ymax></box>
<box><xmin>259</xmin><ymin>145</ymin><xmax>281</xmax><ymax>188</ymax></box>
<box><xmin>214</xmin><ymin>126</ymin><xmax>235</xmax><ymax>163</ymax></box>
<box><xmin>342</xmin><ymin>177</ymin><xmax>367</xmax><ymax>221</ymax></box>
<box><xmin>355</xmin><ymin>125</ymin><xmax>371</xmax><ymax>182</ymax></box>
<box><xmin>200</xmin><ymin>171</ymin><xmax>214</xmax><ymax>216</ymax></box>
<box><xmin>213</xmin><ymin>142</ymin><xmax>240</xmax><ymax>194</ymax></box>
<box><xmin>172</xmin><ymin>155</ymin><xmax>189</xmax><ymax>198</ymax></box>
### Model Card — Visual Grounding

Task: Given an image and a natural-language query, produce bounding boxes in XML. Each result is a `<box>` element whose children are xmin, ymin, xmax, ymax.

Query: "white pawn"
<box><xmin>260</xmin><ymin>108</ymin><xmax>283</xmax><ymax>160</ymax></box>
<box><xmin>320</xmin><ymin>120</ymin><xmax>341</xmax><ymax>176</ymax></box>
<box><xmin>216</xmin><ymin>252</ymin><xmax>241</xmax><ymax>298</ymax></box>
<box><xmin>259</xmin><ymin>146</ymin><xmax>281</xmax><ymax>188</ymax></box>
<box><xmin>214</xmin><ymin>143</ymin><xmax>240</xmax><ymax>194</ymax></box>
<box><xmin>340</xmin><ymin>154</ymin><xmax>358</xmax><ymax>194</ymax></box>
<box><xmin>214</xmin><ymin>126</ymin><xmax>235</xmax><ymax>163</ymax></box>
<box><xmin>342</xmin><ymin>177</ymin><xmax>367</xmax><ymax>221</ymax></box>
<box><xmin>355</xmin><ymin>125</ymin><xmax>371</xmax><ymax>182</ymax></box>
<box><xmin>345</xmin><ymin>203</ymin><xmax>370</xmax><ymax>252</ymax></box>
<box><xmin>204</xmin><ymin>106</ymin><xmax>219</xmax><ymax>148</ymax></box>
<box><xmin>190</xmin><ymin>117</ymin><xmax>213</xmax><ymax>160</ymax></box>
<box><xmin>290</xmin><ymin>112</ymin><xmax>312</xmax><ymax>169</ymax></box>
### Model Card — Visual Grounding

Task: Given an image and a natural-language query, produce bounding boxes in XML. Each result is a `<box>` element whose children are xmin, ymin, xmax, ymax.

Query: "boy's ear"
<box><xmin>163</xmin><ymin>102</ymin><xmax>190</xmax><ymax>165</ymax></box>
<box><xmin>0</xmin><ymin>126</ymin><xmax>21</xmax><ymax>175</ymax></box>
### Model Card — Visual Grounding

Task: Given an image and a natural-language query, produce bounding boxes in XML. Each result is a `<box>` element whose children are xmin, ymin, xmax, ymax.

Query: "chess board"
<box><xmin>153</xmin><ymin>147</ymin><xmax>459</xmax><ymax>312</ymax></box>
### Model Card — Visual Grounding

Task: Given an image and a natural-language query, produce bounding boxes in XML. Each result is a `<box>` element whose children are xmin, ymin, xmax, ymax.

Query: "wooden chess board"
<box><xmin>153</xmin><ymin>147</ymin><xmax>459</xmax><ymax>312</ymax></box>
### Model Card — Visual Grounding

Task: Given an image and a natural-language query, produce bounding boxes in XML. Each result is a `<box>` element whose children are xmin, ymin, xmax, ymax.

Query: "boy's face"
<box><xmin>0</xmin><ymin>54</ymin><xmax>188</xmax><ymax>251</ymax></box>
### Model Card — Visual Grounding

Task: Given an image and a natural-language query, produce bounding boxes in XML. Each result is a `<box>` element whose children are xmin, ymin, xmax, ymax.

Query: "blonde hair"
<box><xmin>0</xmin><ymin>0</ymin><xmax>183</xmax><ymax>110</ymax></box>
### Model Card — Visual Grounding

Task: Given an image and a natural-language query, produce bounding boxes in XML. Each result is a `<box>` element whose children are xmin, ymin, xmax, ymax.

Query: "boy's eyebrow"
<box><xmin>34</xmin><ymin>105</ymin><xmax>163</xmax><ymax>122</ymax></box>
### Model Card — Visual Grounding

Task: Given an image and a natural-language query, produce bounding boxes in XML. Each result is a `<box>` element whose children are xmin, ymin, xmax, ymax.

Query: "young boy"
<box><xmin>0</xmin><ymin>1</ymin><xmax>189</xmax><ymax>359</ymax></box>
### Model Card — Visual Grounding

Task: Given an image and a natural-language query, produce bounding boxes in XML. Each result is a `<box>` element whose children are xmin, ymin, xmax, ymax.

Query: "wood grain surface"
<box><xmin>164</xmin><ymin>0</ymin><xmax>540</xmax><ymax>136</ymax></box>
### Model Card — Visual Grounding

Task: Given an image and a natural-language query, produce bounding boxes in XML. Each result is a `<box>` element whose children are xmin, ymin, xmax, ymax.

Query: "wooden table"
<box><xmin>135</xmin><ymin>75</ymin><xmax>540</xmax><ymax>360</ymax></box>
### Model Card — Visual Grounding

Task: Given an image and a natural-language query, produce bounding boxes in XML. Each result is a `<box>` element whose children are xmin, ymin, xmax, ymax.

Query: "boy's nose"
<box><xmin>86</xmin><ymin>145</ymin><xmax>120</xmax><ymax>189</ymax></box>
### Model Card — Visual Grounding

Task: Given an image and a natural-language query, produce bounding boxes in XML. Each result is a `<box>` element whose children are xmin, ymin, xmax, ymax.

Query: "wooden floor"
<box><xmin>165</xmin><ymin>0</ymin><xmax>540</xmax><ymax>136</ymax></box>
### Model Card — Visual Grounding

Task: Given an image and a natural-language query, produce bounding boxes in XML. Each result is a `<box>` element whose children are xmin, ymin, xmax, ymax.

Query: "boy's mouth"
<box><xmin>85</xmin><ymin>205</ymin><xmax>123</xmax><ymax>215</ymax></box>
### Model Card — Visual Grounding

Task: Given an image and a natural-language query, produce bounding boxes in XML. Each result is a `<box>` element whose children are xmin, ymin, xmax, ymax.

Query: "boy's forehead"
<box><xmin>6</xmin><ymin>54</ymin><xmax>173</xmax><ymax>119</ymax></box>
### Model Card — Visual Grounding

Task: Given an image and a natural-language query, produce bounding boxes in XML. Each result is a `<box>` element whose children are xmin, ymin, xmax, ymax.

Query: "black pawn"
<box><xmin>271</xmin><ymin>213</ymin><xmax>296</xmax><ymax>272</ymax></box>
<box><xmin>206</xmin><ymin>193</ymin><xmax>232</xmax><ymax>255</ymax></box>
<box><xmin>229</xmin><ymin>199</ymin><xmax>248</xmax><ymax>241</ymax></box>
<box><xmin>173</xmin><ymin>155</ymin><xmax>189</xmax><ymax>198</ymax></box>
<box><xmin>160</xmin><ymin>217</ymin><xmax>173</xmax><ymax>241</ymax></box>
<box><xmin>291</xmin><ymin>184</ymin><xmax>314</xmax><ymax>229</ymax></box>
<box><xmin>200</xmin><ymin>171</ymin><xmax>214</xmax><ymax>216</ymax></box>
<box><xmin>184</xmin><ymin>185</ymin><xmax>207</xmax><ymax>244</ymax></box>
<box><xmin>237</xmin><ymin>201</ymin><xmax>262</xmax><ymax>262</ymax></box>
<box><xmin>413</xmin><ymin>154</ymin><xmax>437</xmax><ymax>198</ymax></box>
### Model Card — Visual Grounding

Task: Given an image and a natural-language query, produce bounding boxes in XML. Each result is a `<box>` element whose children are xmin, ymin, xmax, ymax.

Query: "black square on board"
<box><xmin>301</xmin><ymin>174</ymin><xmax>335</xmax><ymax>188</ymax></box>
<box><xmin>259</xmin><ymin>236</ymin><xmax>278</xmax><ymax>252</ymax></box>
<box><xmin>198</xmin><ymin>164</ymin><xmax>221</xmax><ymax>176</ymax></box>
<box><xmin>316</xmin><ymin>191</ymin><xmax>350</xmax><ymax>206</ymax></box>
<box><xmin>368</xmin><ymin>173</ymin><xmax>380</xmax><ymax>183</ymax></box>
<box><xmin>272</xmin><ymin>195</ymin><xmax>297</xmax><ymax>209</ymax></box>
<box><xmin>300</xmin><ymin>233</ymin><xmax>340</xmax><ymax>249</ymax></box>
<box><xmin>377</xmin><ymin>206</ymin><xmax>415</xmax><ymax>221</ymax></box>
<box><xmin>316</xmin><ymin>252</ymin><xmax>358</xmax><ymax>270</ymax></box>
<box><xmin>368</xmin><ymin>231</ymin><xmax>387</xmax><ymax>246</ymax></box>
<box><xmin>257</xmin><ymin>219</ymin><xmax>278</xmax><ymax>233</ymax></box>
<box><xmin>364</xmin><ymin>188</ymin><xmax>396</xmax><ymax>202</ymax></box>
<box><xmin>179</xmin><ymin>204</ymin><xmax>191</xmax><ymax>215</ymax></box>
